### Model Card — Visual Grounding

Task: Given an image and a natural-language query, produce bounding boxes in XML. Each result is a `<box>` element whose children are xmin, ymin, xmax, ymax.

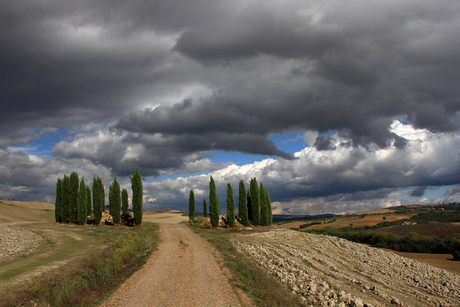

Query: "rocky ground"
<box><xmin>0</xmin><ymin>224</ymin><xmax>44</xmax><ymax>263</ymax></box>
<box><xmin>234</xmin><ymin>228</ymin><xmax>460</xmax><ymax>307</ymax></box>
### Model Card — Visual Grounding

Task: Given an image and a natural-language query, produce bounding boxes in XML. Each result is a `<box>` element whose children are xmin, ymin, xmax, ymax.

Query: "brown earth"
<box><xmin>381</xmin><ymin>249</ymin><xmax>460</xmax><ymax>275</ymax></box>
<box><xmin>101</xmin><ymin>223</ymin><xmax>251</xmax><ymax>307</ymax></box>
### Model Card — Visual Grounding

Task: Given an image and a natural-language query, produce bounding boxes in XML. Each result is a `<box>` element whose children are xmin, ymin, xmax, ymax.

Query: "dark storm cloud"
<box><xmin>0</xmin><ymin>0</ymin><xmax>212</xmax><ymax>147</ymax></box>
<box><xmin>2</xmin><ymin>0</ymin><xmax>460</xmax><ymax>209</ymax></box>
<box><xmin>173</xmin><ymin>0</ymin><xmax>460</xmax><ymax>141</ymax></box>
<box><xmin>0</xmin><ymin>149</ymin><xmax>112</xmax><ymax>202</ymax></box>
<box><xmin>3</xmin><ymin>0</ymin><xmax>460</xmax><ymax>152</ymax></box>
<box><xmin>314</xmin><ymin>136</ymin><xmax>336</xmax><ymax>151</ymax></box>
<box><xmin>51</xmin><ymin>130</ymin><xmax>241</xmax><ymax>178</ymax></box>
<box><xmin>410</xmin><ymin>186</ymin><xmax>428</xmax><ymax>197</ymax></box>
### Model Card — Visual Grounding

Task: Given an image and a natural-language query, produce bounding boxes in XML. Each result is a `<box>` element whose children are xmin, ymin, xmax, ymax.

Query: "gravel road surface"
<box><xmin>102</xmin><ymin>223</ymin><xmax>242</xmax><ymax>307</ymax></box>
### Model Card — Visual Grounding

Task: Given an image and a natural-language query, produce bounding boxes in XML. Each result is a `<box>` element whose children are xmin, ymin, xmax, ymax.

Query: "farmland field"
<box><xmin>279</xmin><ymin>212</ymin><xmax>416</xmax><ymax>230</ymax></box>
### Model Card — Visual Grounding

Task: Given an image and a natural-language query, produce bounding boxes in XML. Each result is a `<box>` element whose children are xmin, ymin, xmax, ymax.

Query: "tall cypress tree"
<box><xmin>98</xmin><ymin>177</ymin><xmax>105</xmax><ymax>212</ymax></box>
<box><xmin>109</xmin><ymin>177</ymin><xmax>121</xmax><ymax>224</ymax></box>
<box><xmin>86</xmin><ymin>186</ymin><xmax>92</xmax><ymax>216</ymax></box>
<box><xmin>250</xmin><ymin>178</ymin><xmax>260</xmax><ymax>226</ymax></box>
<box><xmin>238</xmin><ymin>180</ymin><xmax>249</xmax><ymax>226</ymax></box>
<box><xmin>92</xmin><ymin>177</ymin><xmax>102</xmax><ymax>225</ymax></box>
<box><xmin>189</xmin><ymin>190</ymin><xmax>195</xmax><ymax>222</ymax></box>
<box><xmin>227</xmin><ymin>183</ymin><xmax>235</xmax><ymax>228</ymax></box>
<box><xmin>203</xmin><ymin>199</ymin><xmax>207</xmax><ymax>218</ymax></box>
<box><xmin>55</xmin><ymin>178</ymin><xmax>62</xmax><ymax>223</ymax></box>
<box><xmin>249</xmin><ymin>178</ymin><xmax>260</xmax><ymax>226</ymax></box>
<box><xmin>61</xmin><ymin>175</ymin><xmax>69</xmax><ymax>223</ymax></box>
<box><xmin>265</xmin><ymin>188</ymin><xmax>272</xmax><ymax>225</ymax></box>
<box><xmin>77</xmin><ymin>178</ymin><xmax>87</xmax><ymax>225</ymax></box>
<box><xmin>69</xmin><ymin>172</ymin><xmax>79</xmax><ymax>223</ymax></box>
<box><xmin>259</xmin><ymin>183</ymin><xmax>269</xmax><ymax>226</ymax></box>
<box><xmin>122</xmin><ymin>188</ymin><xmax>129</xmax><ymax>216</ymax></box>
<box><xmin>209</xmin><ymin>176</ymin><xmax>219</xmax><ymax>227</ymax></box>
<box><xmin>247</xmin><ymin>189</ymin><xmax>252</xmax><ymax>223</ymax></box>
<box><xmin>131</xmin><ymin>169</ymin><xmax>143</xmax><ymax>226</ymax></box>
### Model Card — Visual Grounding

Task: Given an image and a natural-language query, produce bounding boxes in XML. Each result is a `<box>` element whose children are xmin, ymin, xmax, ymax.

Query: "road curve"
<box><xmin>101</xmin><ymin>223</ymin><xmax>242</xmax><ymax>307</ymax></box>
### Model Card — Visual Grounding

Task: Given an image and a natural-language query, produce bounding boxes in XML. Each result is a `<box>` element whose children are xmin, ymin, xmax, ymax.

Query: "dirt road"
<box><xmin>101</xmin><ymin>223</ymin><xmax>243</xmax><ymax>307</ymax></box>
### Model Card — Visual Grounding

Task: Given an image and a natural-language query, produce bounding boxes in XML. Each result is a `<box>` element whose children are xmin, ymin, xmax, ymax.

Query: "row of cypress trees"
<box><xmin>190</xmin><ymin>176</ymin><xmax>272</xmax><ymax>228</ymax></box>
<box><xmin>55</xmin><ymin>169</ymin><xmax>143</xmax><ymax>226</ymax></box>
<box><xmin>55</xmin><ymin>172</ymin><xmax>94</xmax><ymax>225</ymax></box>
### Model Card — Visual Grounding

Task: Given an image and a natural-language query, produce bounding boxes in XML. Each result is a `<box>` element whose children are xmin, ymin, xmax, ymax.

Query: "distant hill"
<box><xmin>0</xmin><ymin>200</ymin><xmax>55</xmax><ymax>210</ymax></box>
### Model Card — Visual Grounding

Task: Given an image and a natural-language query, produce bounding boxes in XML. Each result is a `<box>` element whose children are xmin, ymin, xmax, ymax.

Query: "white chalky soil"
<box><xmin>234</xmin><ymin>228</ymin><xmax>460</xmax><ymax>307</ymax></box>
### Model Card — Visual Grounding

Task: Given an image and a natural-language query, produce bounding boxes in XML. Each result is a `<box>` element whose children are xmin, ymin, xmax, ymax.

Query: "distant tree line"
<box><xmin>54</xmin><ymin>169</ymin><xmax>143</xmax><ymax>226</ymax></box>
<box><xmin>190</xmin><ymin>176</ymin><xmax>273</xmax><ymax>228</ymax></box>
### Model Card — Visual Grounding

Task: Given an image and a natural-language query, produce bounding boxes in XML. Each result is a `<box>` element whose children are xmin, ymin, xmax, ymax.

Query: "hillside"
<box><xmin>235</xmin><ymin>228</ymin><xmax>460</xmax><ymax>306</ymax></box>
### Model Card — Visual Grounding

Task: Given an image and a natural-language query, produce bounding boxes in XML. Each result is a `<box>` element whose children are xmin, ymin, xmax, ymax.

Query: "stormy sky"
<box><xmin>1</xmin><ymin>0</ymin><xmax>460</xmax><ymax>214</ymax></box>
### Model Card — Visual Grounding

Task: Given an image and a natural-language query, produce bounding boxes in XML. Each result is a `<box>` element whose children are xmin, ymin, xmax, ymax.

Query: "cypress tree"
<box><xmin>203</xmin><ymin>199</ymin><xmax>207</xmax><ymax>218</ymax></box>
<box><xmin>109</xmin><ymin>185</ymin><xmax>113</xmax><ymax>218</ymax></box>
<box><xmin>122</xmin><ymin>188</ymin><xmax>129</xmax><ymax>216</ymax></box>
<box><xmin>69</xmin><ymin>172</ymin><xmax>79</xmax><ymax>223</ymax></box>
<box><xmin>189</xmin><ymin>190</ymin><xmax>195</xmax><ymax>222</ymax></box>
<box><xmin>247</xmin><ymin>189</ymin><xmax>252</xmax><ymax>223</ymax></box>
<box><xmin>55</xmin><ymin>178</ymin><xmax>62</xmax><ymax>223</ymax></box>
<box><xmin>209</xmin><ymin>176</ymin><xmax>219</xmax><ymax>227</ymax></box>
<box><xmin>92</xmin><ymin>177</ymin><xmax>102</xmax><ymax>225</ymax></box>
<box><xmin>227</xmin><ymin>183</ymin><xmax>235</xmax><ymax>228</ymax></box>
<box><xmin>109</xmin><ymin>177</ymin><xmax>121</xmax><ymax>224</ymax></box>
<box><xmin>259</xmin><ymin>183</ymin><xmax>269</xmax><ymax>226</ymax></box>
<box><xmin>61</xmin><ymin>175</ymin><xmax>69</xmax><ymax>223</ymax></box>
<box><xmin>265</xmin><ymin>188</ymin><xmax>272</xmax><ymax>225</ymax></box>
<box><xmin>238</xmin><ymin>180</ymin><xmax>249</xmax><ymax>226</ymax></box>
<box><xmin>86</xmin><ymin>186</ymin><xmax>91</xmax><ymax>216</ymax></box>
<box><xmin>131</xmin><ymin>169</ymin><xmax>143</xmax><ymax>226</ymax></box>
<box><xmin>77</xmin><ymin>178</ymin><xmax>87</xmax><ymax>225</ymax></box>
<box><xmin>98</xmin><ymin>177</ymin><xmax>105</xmax><ymax>212</ymax></box>
<box><xmin>250</xmin><ymin>178</ymin><xmax>260</xmax><ymax>226</ymax></box>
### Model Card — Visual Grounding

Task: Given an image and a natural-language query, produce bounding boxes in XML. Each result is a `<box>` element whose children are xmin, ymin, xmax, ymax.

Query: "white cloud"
<box><xmin>142</xmin><ymin>120</ymin><xmax>460</xmax><ymax>213</ymax></box>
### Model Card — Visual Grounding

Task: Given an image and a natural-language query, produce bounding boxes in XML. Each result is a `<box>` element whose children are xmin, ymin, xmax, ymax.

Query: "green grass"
<box><xmin>0</xmin><ymin>232</ymin><xmax>83</xmax><ymax>281</ymax></box>
<box><xmin>188</xmin><ymin>224</ymin><xmax>303</xmax><ymax>307</ymax></box>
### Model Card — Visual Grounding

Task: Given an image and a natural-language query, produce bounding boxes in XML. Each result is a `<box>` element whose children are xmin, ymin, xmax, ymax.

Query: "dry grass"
<box><xmin>0</xmin><ymin>203</ymin><xmax>54</xmax><ymax>224</ymax></box>
<box><xmin>142</xmin><ymin>211</ymin><xmax>188</xmax><ymax>224</ymax></box>
<box><xmin>0</xmin><ymin>200</ymin><xmax>55</xmax><ymax>211</ymax></box>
